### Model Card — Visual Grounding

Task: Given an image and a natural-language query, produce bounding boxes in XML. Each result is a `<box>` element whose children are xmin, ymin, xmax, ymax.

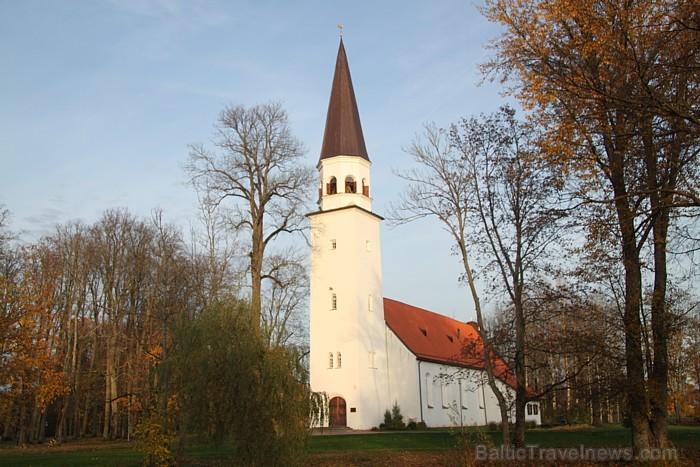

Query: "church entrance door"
<box><xmin>329</xmin><ymin>396</ymin><xmax>347</xmax><ymax>427</ymax></box>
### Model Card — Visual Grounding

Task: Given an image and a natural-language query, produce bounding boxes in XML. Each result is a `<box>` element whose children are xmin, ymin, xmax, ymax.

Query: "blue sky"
<box><xmin>0</xmin><ymin>0</ymin><xmax>510</xmax><ymax>321</ymax></box>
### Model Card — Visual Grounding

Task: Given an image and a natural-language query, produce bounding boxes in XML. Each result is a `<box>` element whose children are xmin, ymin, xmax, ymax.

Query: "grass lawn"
<box><xmin>0</xmin><ymin>425</ymin><xmax>697</xmax><ymax>466</ymax></box>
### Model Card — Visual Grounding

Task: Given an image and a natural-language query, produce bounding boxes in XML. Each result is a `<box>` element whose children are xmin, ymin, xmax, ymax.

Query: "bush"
<box><xmin>133</xmin><ymin>409</ymin><xmax>173</xmax><ymax>467</ymax></box>
<box><xmin>416</xmin><ymin>421</ymin><xmax>428</xmax><ymax>430</ymax></box>
<box><xmin>407</xmin><ymin>419</ymin><xmax>417</xmax><ymax>430</ymax></box>
<box><xmin>380</xmin><ymin>402</ymin><xmax>405</xmax><ymax>430</ymax></box>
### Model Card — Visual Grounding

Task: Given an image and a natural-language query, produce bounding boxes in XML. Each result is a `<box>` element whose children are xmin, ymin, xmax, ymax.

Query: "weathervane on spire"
<box><xmin>338</xmin><ymin>23</ymin><xmax>343</xmax><ymax>37</ymax></box>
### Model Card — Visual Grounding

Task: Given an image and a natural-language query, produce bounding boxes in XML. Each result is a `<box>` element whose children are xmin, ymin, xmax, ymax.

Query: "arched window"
<box><xmin>344</xmin><ymin>176</ymin><xmax>356</xmax><ymax>193</ymax></box>
<box><xmin>336</xmin><ymin>352</ymin><xmax>342</xmax><ymax>368</ymax></box>
<box><xmin>327</xmin><ymin>177</ymin><xmax>337</xmax><ymax>195</ymax></box>
<box><xmin>362</xmin><ymin>178</ymin><xmax>369</xmax><ymax>197</ymax></box>
<box><xmin>331</xmin><ymin>293</ymin><xmax>337</xmax><ymax>310</ymax></box>
<box><xmin>328</xmin><ymin>352</ymin><xmax>334</xmax><ymax>368</ymax></box>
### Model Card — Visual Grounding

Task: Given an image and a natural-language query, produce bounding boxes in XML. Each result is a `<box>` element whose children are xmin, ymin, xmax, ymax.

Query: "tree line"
<box><xmin>391</xmin><ymin>0</ymin><xmax>699</xmax><ymax>453</ymax></box>
<box><xmin>0</xmin><ymin>102</ymin><xmax>319</xmax><ymax>465</ymax></box>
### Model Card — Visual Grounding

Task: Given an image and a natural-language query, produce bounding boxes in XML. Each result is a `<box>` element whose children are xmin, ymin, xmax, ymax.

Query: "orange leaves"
<box><xmin>0</xmin><ymin>245</ymin><xmax>66</xmax><ymax>413</ymax></box>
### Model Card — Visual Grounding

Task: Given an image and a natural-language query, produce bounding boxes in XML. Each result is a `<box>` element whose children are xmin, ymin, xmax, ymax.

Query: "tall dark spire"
<box><xmin>319</xmin><ymin>39</ymin><xmax>369</xmax><ymax>161</ymax></box>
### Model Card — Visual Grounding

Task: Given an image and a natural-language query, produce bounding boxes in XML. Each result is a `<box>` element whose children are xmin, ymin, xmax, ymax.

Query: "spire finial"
<box><xmin>337</xmin><ymin>23</ymin><xmax>343</xmax><ymax>37</ymax></box>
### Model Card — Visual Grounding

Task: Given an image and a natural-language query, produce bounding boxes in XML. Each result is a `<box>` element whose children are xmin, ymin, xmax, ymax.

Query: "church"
<box><xmin>308</xmin><ymin>39</ymin><xmax>541</xmax><ymax>430</ymax></box>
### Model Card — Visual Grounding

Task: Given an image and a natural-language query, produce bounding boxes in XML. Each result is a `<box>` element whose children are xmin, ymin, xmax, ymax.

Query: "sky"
<box><xmin>0</xmin><ymin>0</ymin><xmax>512</xmax><ymax>322</ymax></box>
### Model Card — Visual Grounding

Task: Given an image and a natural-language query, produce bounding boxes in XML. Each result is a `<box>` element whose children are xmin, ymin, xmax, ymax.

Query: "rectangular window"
<box><xmin>331</xmin><ymin>239</ymin><xmax>336</xmax><ymax>250</ymax></box>
<box><xmin>368</xmin><ymin>294</ymin><xmax>373</xmax><ymax>311</ymax></box>
<box><xmin>426</xmin><ymin>374</ymin><xmax>434</xmax><ymax>408</ymax></box>
<box><xmin>441</xmin><ymin>382</ymin><xmax>449</xmax><ymax>408</ymax></box>
<box><xmin>368</xmin><ymin>351</ymin><xmax>377</xmax><ymax>368</ymax></box>
<box><xmin>365</xmin><ymin>240</ymin><xmax>371</xmax><ymax>252</ymax></box>
<box><xmin>461</xmin><ymin>380</ymin><xmax>469</xmax><ymax>409</ymax></box>
<box><xmin>527</xmin><ymin>404</ymin><xmax>533</xmax><ymax>416</ymax></box>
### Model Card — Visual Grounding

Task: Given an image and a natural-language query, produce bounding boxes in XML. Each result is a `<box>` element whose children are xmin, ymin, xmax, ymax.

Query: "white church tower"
<box><xmin>309</xmin><ymin>39</ymin><xmax>389</xmax><ymax>429</ymax></box>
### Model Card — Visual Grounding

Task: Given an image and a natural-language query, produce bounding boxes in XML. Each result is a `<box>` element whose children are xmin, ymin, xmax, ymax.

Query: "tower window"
<box><xmin>362</xmin><ymin>178</ymin><xmax>369</xmax><ymax>197</ymax></box>
<box><xmin>331</xmin><ymin>293</ymin><xmax>337</xmax><ymax>310</ymax></box>
<box><xmin>368</xmin><ymin>294</ymin><xmax>373</xmax><ymax>312</ymax></box>
<box><xmin>328</xmin><ymin>352</ymin><xmax>334</xmax><ymax>369</ymax></box>
<box><xmin>327</xmin><ymin>177</ymin><xmax>337</xmax><ymax>195</ymax></box>
<box><xmin>331</xmin><ymin>239</ymin><xmax>337</xmax><ymax>250</ymax></box>
<box><xmin>345</xmin><ymin>176</ymin><xmax>356</xmax><ymax>193</ymax></box>
<box><xmin>336</xmin><ymin>352</ymin><xmax>342</xmax><ymax>369</ymax></box>
<box><xmin>366</xmin><ymin>240</ymin><xmax>371</xmax><ymax>252</ymax></box>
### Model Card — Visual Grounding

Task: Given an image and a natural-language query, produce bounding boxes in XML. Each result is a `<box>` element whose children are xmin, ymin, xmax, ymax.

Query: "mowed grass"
<box><xmin>309</xmin><ymin>425</ymin><xmax>699</xmax><ymax>453</ymax></box>
<box><xmin>0</xmin><ymin>425</ymin><xmax>697</xmax><ymax>466</ymax></box>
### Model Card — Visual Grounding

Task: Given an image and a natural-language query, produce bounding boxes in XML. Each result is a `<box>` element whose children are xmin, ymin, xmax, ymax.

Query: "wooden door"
<box><xmin>329</xmin><ymin>396</ymin><xmax>347</xmax><ymax>428</ymax></box>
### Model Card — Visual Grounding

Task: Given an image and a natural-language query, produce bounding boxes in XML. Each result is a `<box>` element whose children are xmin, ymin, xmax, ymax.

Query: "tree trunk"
<box><xmin>103</xmin><ymin>332</ymin><xmax>116</xmax><ymax>440</ymax></box>
<box><xmin>458</xmin><ymin>240</ymin><xmax>511</xmax><ymax>445</ymax></box>
<box><xmin>250</xmin><ymin>217</ymin><xmax>263</xmax><ymax>335</ymax></box>
<box><xmin>643</xmin><ymin>116</ymin><xmax>673</xmax><ymax>449</ymax></box>
<box><xmin>513</xmin><ymin>290</ymin><xmax>526</xmax><ymax>448</ymax></box>
<box><xmin>613</xmin><ymin>170</ymin><xmax>651</xmax><ymax>453</ymax></box>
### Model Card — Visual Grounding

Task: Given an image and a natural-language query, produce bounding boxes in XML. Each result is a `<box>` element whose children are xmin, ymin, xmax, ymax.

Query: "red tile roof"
<box><xmin>383</xmin><ymin>298</ymin><xmax>518</xmax><ymax>390</ymax></box>
<box><xmin>319</xmin><ymin>39</ymin><xmax>369</xmax><ymax>162</ymax></box>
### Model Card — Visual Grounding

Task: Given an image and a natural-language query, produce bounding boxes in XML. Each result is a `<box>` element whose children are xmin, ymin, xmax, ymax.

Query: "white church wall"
<box><xmin>384</xmin><ymin>326</ymin><xmax>421</xmax><ymax>424</ymax></box>
<box><xmin>309</xmin><ymin>204</ymin><xmax>388</xmax><ymax>430</ymax></box>
<box><xmin>416</xmin><ymin>362</ymin><xmax>517</xmax><ymax>428</ymax></box>
<box><xmin>384</xmin><ymin>327</ymin><xmax>521</xmax><ymax>428</ymax></box>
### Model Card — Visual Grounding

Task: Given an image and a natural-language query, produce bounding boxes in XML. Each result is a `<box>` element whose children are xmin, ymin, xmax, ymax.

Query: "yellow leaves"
<box><xmin>134</xmin><ymin>408</ymin><xmax>174</xmax><ymax>467</ymax></box>
<box><xmin>35</xmin><ymin>368</ymin><xmax>69</xmax><ymax>413</ymax></box>
<box><xmin>0</xmin><ymin>246</ymin><xmax>65</xmax><ymax>415</ymax></box>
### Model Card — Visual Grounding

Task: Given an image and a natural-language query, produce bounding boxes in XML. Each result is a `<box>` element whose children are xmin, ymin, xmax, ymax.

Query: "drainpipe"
<box><xmin>418</xmin><ymin>360</ymin><xmax>424</xmax><ymax>423</ymax></box>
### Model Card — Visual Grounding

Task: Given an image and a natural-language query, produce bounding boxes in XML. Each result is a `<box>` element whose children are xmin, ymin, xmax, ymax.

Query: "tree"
<box><xmin>451</xmin><ymin>106</ymin><xmax>568</xmax><ymax>447</ymax></box>
<box><xmin>0</xmin><ymin>244</ymin><xmax>67</xmax><ymax>444</ymax></box>
<box><xmin>159</xmin><ymin>299</ymin><xmax>312</xmax><ymax>465</ymax></box>
<box><xmin>390</xmin><ymin>123</ymin><xmax>513</xmax><ymax>444</ymax></box>
<box><xmin>481</xmin><ymin>0</ymin><xmax>700</xmax><ymax>451</ymax></box>
<box><xmin>186</xmin><ymin>102</ymin><xmax>314</xmax><ymax>335</ymax></box>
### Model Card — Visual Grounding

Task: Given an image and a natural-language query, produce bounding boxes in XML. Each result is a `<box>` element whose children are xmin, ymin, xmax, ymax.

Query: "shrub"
<box><xmin>407</xmin><ymin>418</ymin><xmax>417</xmax><ymax>430</ymax></box>
<box><xmin>133</xmin><ymin>409</ymin><xmax>173</xmax><ymax>467</ymax></box>
<box><xmin>380</xmin><ymin>402</ymin><xmax>406</xmax><ymax>430</ymax></box>
<box><xmin>416</xmin><ymin>421</ymin><xmax>428</xmax><ymax>430</ymax></box>
<box><xmin>383</xmin><ymin>409</ymin><xmax>393</xmax><ymax>429</ymax></box>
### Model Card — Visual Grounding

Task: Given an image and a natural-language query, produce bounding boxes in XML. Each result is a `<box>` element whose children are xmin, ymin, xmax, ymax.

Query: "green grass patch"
<box><xmin>0</xmin><ymin>425</ymin><xmax>697</xmax><ymax>465</ymax></box>
<box><xmin>308</xmin><ymin>431</ymin><xmax>457</xmax><ymax>453</ymax></box>
<box><xmin>0</xmin><ymin>444</ymin><xmax>143</xmax><ymax>467</ymax></box>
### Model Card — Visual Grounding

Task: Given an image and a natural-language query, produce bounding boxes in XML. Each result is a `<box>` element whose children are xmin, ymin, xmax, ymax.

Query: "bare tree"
<box><xmin>186</xmin><ymin>102</ymin><xmax>313</xmax><ymax>334</ymax></box>
<box><xmin>389</xmin><ymin>123</ymin><xmax>513</xmax><ymax>444</ymax></box>
<box><xmin>451</xmin><ymin>106</ymin><xmax>569</xmax><ymax>447</ymax></box>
